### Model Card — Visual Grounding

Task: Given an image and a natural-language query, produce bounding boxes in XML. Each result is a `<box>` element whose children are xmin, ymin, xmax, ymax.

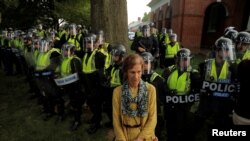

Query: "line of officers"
<box><xmin>0</xmin><ymin>24</ymin><xmax>250</xmax><ymax>140</ymax></box>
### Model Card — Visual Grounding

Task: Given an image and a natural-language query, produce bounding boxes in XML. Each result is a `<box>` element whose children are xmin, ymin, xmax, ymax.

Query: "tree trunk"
<box><xmin>91</xmin><ymin>0</ymin><xmax>128</xmax><ymax>47</ymax></box>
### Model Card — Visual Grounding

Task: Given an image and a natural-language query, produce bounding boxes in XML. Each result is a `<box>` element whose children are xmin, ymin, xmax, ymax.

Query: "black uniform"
<box><xmin>162</xmin><ymin>66</ymin><xmax>201</xmax><ymax>141</ymax></box>
<box><xmin>35</xmin><ymin>49</ymin><xmax>61</xmax><ymax>120</ymax></box>
<box><xmin>82</xmin><ymin>50</ymin><xmax>106</xmax><ymax>134</ymax></box>
<box><xmin>131</xmin><ymin>35</ymin><xmax>159</xmax><ymax>57</ymax></box>
<box><xmin>142</xmin><ymin>72</ymin><xmax>165</xmax><ymax>139</ymax></box>
<box><xmin>234</xmin><ymin>60</ymin><xmax>250</xmax><ymax>120</ymax></box>
<box><xmin>195</xmin><ymin>60</ymin><xmax>237</xmax><ymax>129</ymax></box>
<box><xmin>56</xmin><ymin>57</ymin><xmax>84</xmax><ymax>130</ymax></box>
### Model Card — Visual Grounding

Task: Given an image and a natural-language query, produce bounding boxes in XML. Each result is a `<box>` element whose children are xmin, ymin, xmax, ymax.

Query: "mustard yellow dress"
<box><xmin>112</xmin><ymin>83</ymin><xmax>157</xmax><ymax>141</ymax></box>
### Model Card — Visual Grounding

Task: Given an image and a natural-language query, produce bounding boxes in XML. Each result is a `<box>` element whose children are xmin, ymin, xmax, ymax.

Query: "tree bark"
<box><xmin>91</xmin><ymin>0</ymin><xmax>128</xmax><ymax>47</ymax></box>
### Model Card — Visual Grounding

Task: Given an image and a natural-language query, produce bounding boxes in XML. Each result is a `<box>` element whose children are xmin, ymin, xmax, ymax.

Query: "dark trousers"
<box><xmin>194</xmin><ymin>95</ymin><xmax>233</xmax><ymax>129</ymax></box>
<box><xmin>164</xmin><ymin>103</ymin><xmax>194</xmax><ymax>141</ymax></box>
<box><xmin>83</xmin><ymin>73</ymin><xmax>103</xmax><ymax>125</ymax></box>
<box><xmin>63</xmin><ymin>83</ymin><xmax>85</xmax><ymax>122</ymax></box>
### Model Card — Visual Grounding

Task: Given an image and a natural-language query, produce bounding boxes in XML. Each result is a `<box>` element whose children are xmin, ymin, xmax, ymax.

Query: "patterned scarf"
<box><xmin>121</xmin><ymin>79</ymin><xmax>148</xmax><ymax>117</ymax></box>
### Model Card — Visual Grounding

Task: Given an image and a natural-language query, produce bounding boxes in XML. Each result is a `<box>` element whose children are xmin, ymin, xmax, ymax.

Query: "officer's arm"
<box><xmin>152</xmin><ymin>36</ymin><xmax>159</xmax><ymax>56</ymax></box>
<box><xmin>70</xmin><ymin>58</ymin><xmax>82</xmax><ymax>74</ymax></box>
<box><xmin>95</xmin><ymin>51</ymin><xmax>106</xmax><ymax>82</ymax></box>
<box><xmin>130</xmin><ymin>37</ymin><xmax>140</xmax><ymax>51</ymax></box>
<box><xmin>190</xmin><ymin>71</ymin><xmax>202</xmax><ymax>93</ymax></box>
<box><xmin>198</xmin><ymin>62</ymin><xmax>206</xmax><ymax>79</ymax></box>
<box><xmin>47</xmin><ymin>52</ymin><xmax>61</xmax><ymax>71</ymax></box>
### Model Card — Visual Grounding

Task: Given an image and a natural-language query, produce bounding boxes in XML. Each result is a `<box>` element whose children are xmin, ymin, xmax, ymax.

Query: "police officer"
<box><xmin>158</xmin><ymin>27</ymin><xmax>170</xmax><ymax>68</ymax></box>
<box><xmin>162</xmin><ymin>48</ymin><xmax>200</xmax><ymax>141</ymax></box>
<box><xmin>195</xmin><ymin>37</ymin><xmax>237</xmax><ymax>130</ymax></box>
<box><xmin>235</xmin><ymin>31</ymin><xmax>250</xmax><ymax>63</ymax></box>
<box><xmin>140</xmin><ymin>52</ymin><xmax>165</xmax><ymax>139</ymax></box>
<box><xmin>131</xmin><ymin>24</ymin><xmax>159</xmax><ymax>57</ymax></box>
<box><xmin>37</xmin><ymin>24</ymin><xmax>46</xmax><ymax>39</ymax></box>
<box><xmin>224</xmin><ymin>27</ymin><xmax>238</xmax><ymax>44</ymax></box>
<box><xmin>82</xmin><ymin>33</ymin><xmax>106</xmax><ymax>134</ymax></box>
<box><xmin>233</xmin><ymin>59</ymin><xmax>250</xmax><ymax>125</ymax></box>
<box><xmin>103</xmin><ymin>43</ymin><xmax>126</xmax><ymax>128</ymax></box>
<box><xmin>164</xmin><ymin>33</ymin><xmax>181</xmax><ymax>68</ymax></box>
<box><xmin>54</xmin><ymin>42</ymin><xmax>84</xmax><ymax>130</ymax></box>
<box><xmin>35</xmin><ymin>38</ymin><xmax>61</xmax><ymax>121</ymax></box>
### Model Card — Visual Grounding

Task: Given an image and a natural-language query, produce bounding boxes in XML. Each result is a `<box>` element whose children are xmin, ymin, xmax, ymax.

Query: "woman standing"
<box><xmin>112</xmin><ymin>54</ymin><xmax>157</xmax><ymax>141</ymax></box>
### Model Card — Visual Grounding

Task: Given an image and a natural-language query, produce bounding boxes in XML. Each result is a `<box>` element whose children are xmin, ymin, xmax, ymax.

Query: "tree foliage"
<box><xmin>0</xmin><ymin>0</ymin><xmax>90</xmax><ymax>30</ymax></box>
<box><xmin>54</xmin><ymin>0</ymin><xmax>90</xmax><ymax>26</ymax></box>
<box><xmin>142</xmin><ymin>12</ymin><xmax>149</xmax><ymax>22</ymax></box>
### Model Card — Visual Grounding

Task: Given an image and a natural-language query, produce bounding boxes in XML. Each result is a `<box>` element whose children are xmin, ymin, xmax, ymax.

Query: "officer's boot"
<box><xmin>70</xmin><ymin>109</ymin><xmax>81</xmax><ymax>131</ymax></box>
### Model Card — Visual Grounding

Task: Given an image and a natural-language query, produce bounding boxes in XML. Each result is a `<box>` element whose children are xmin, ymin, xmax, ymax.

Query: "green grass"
<box><xmin>0</xmin><ymin>54</ymin><xmax>207</xmax><ymax>141</ymax></box>
<box><xmin>0</xmin><ymin>72</ymin><xmax>114</xmax><ymax>141</ymax></box>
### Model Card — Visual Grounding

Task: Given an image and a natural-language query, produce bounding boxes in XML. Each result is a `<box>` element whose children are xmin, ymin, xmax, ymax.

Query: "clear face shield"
<box><xmin>96</xmin><ymin>34</ymin><xmax>104</xmax><ymax>45</ymax></box>
<box><xmin>62</xmin><ymin>45</ymin><xmax>73</xmax><ymax>58</ymax></box>
<box><xmin>38</xmin><ymin>24</ymin><xmax>42</xmax><ymax>30</ymax></box>
<box><xmin>142</xmin><ymin>56</ymin><xmax>152</xmax><ymax>75</ymax></box>
<box><xmin>40</xmin><ymin>40</ymin><xmax>50</xmax><ymax>53</ymax></box>
<box><xmin>217</xmin><ymin>43</ymin><xmax>235</xmax><ymax>61</ymax></box>
<box><xmin>111</xmin><ymin>49</ymin><xmax>122</xmax><ymax>65</ymax></box>
<box><xmin>142</xmin><ymin>28</ymin><xmax>150</xmax><ymax>37</ymax></box>
<box><xmin>2</xmin><ymin>30</ymin><xmax>8</xmax><ymax>38</ymax></box>
<box><xmin>69</xmin><ymin>24</ymin><xmax>77</xmax><ymax>36</ymax></box>
<box><xmin>8</xmin><ymin>32</ymin><xmax>14</xmax><ymax>39</ymax></box>
<box><xmin>161</xmin><ymin>28</ymin><xmax>167</xmax><ymax>34</ymax></box>
<box><xmin>177</xmin><ymin>57</ymin><xmax>191</xmax><ymax>72</ymax></box>
<box><xmin>84</xmin><ymin>37</ymin><xmax>94</xmax><ymax>52</ymax></box>
<box><xmin>32</xmin><ymin>39</ymin><xmax>41</xmax><ymax>51</ymax></box>
<box><xmin>14</xmin><ymin>31</ymin><xmax>20</xmax><ymax>38</ymax></box>
<box><xmin>170</xmin><ymin>35</ymin><xmax>177</xmax><ymax>42</ymax></box>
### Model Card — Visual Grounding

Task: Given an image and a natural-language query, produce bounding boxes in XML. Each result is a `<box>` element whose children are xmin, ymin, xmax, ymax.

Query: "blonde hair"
<box><xmin>122</xmin><ymin>54</ymin><xmax>144</xmax><ymax>81</ymax></box>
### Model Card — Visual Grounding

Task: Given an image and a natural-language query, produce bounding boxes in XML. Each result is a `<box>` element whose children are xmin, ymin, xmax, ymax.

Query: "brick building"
<box><xmin>148</xmin><ymin>0</ymin><xmax>250</xmax><ymax>53</ymax></box>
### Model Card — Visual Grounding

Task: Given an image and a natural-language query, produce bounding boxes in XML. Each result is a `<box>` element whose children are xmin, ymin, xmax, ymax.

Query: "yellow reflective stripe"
<box><xmin>150</xmin><ymin>72</ymin><xmax>160</xmax><ymax>82</ymax></box>
<box><xmin>60</xmin><ymin>56</ymin><xmax>81</xmax><ymax>76</ymax></box>
<box><xmin>82</xmin><ymin>50</ymin><xmax>97</xmax><ymax>73</ymax></box>
<box><xmin>60</xmin><ymin>57</ymin><xmax>72</xmax><ymax>77</ymax></box>
<box><xmin>110</xmin><ymin>67</ymin><xmax>121</xmax><ymax>87</ymax></box>
<box><xmin>210</xmin><ymin>59</ymin><xmax>228</xmax><ymax>81</ymax></box>
<box><xmin>68</xmin><ymin>37</ymin><xmax>80</xmax><ymax>51</ymax></box>
<box><xmin>165</xmin><ymin>43</ymin><xmax>179</xmax><ymax>58</ymax></box>
<box><xmin>167</xmin><ymin>70</ymin><xmax>187</xmax><ymax>95</ymax></box>
<box><xmin>36</xmin><ymin>48</ymin><xmax>60</xmax><ymax>71</ymax></box>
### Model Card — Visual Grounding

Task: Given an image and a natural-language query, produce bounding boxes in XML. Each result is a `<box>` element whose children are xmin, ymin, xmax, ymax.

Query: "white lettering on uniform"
<box><xmin>166</xmin><ymin>94</ymin><xmax>200</xmax><ymax>104</ymax></box>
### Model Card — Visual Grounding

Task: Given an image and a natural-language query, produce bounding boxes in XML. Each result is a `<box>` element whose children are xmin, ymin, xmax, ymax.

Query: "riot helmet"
<box><xmin>215</xmin><ymin>36</ymin><xmax>235</xmax><ymax>61</ymax></box>
<box><xmin>168</xmin><ymin>29</ymin><xmax>173</xmax><ymax>35</ymax></box>
<box><xmin>38</xmin><ymin>24</ymin><xmax>43</xmax><ymax>30</ymax></box>
<box><xmin>175</xmin><ymin>48</ymin><xmax>191</xmax><ymax>72</ymax></box>
<box><xmin>61</xmin><ymin>42</ymin><xmax>75</xmax><ymax>58</ymax></box>
<box><xmin>170</xmin><ymin>33</ymin><xmax>177</xmax><ymax>42</ymax></box>
<box><xmin>69</xmin><ymin>23</ymin><xmax>77</xmax><ymax>36</ymax></box>
<box><xmin>224</xmin><ymin>29</ymin><xmax>238</xmax><ymax>43</ymax></box>
<box><xmin>2</xmin><ymin>30</ymin><xmax>8</xmax><ymax>38</ymax></box>
<box><xmin>96</xmin><ymin>30</ymin><xmax>104</xmax><ymax>45</ymax></box>
<box><xmin>235</xmin><ymin>31</ymin><xmax>250</xmax><ymax>56</ymax></box>
<box><xmin>161</xmin><ymin>27</ymin><xmax>167</xmax><ymax>34</ymax></box>
<box><xmin>236</xmin><ymin>31</ymin><xmax>250</xmax><ymax>44</ymax></box>
<box><xmin>224</xmin><ymin>26</ymin><xmax>235</xmax><ymax>35</ymax></box>
<box><xmin>110</xmin><ymin>43</ymin><xmax>126</xmax><ymax>64</ymax></box>
<box><xmin>32</xmin><ymin>38</ymin><xmax>41</xmax><ymax>51</ymax></box>
<box><xmin>84</xmin><ymin>33</ymin><xmax>96</xmax><ymax>52</ymax></box>
<box><xmin>142</xmin><ymin>24</ymin><xmax>150</xmax><ymax>37</ymax></box>
<box><xmin>141</xmin><ymin>52</ymin><xmax>154</xmax><ymax>74</ymax></box>
<box><xmin>40</xmin><ymin>38</ymin><xmax>52</xmax><ymax>53</ymax></box>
